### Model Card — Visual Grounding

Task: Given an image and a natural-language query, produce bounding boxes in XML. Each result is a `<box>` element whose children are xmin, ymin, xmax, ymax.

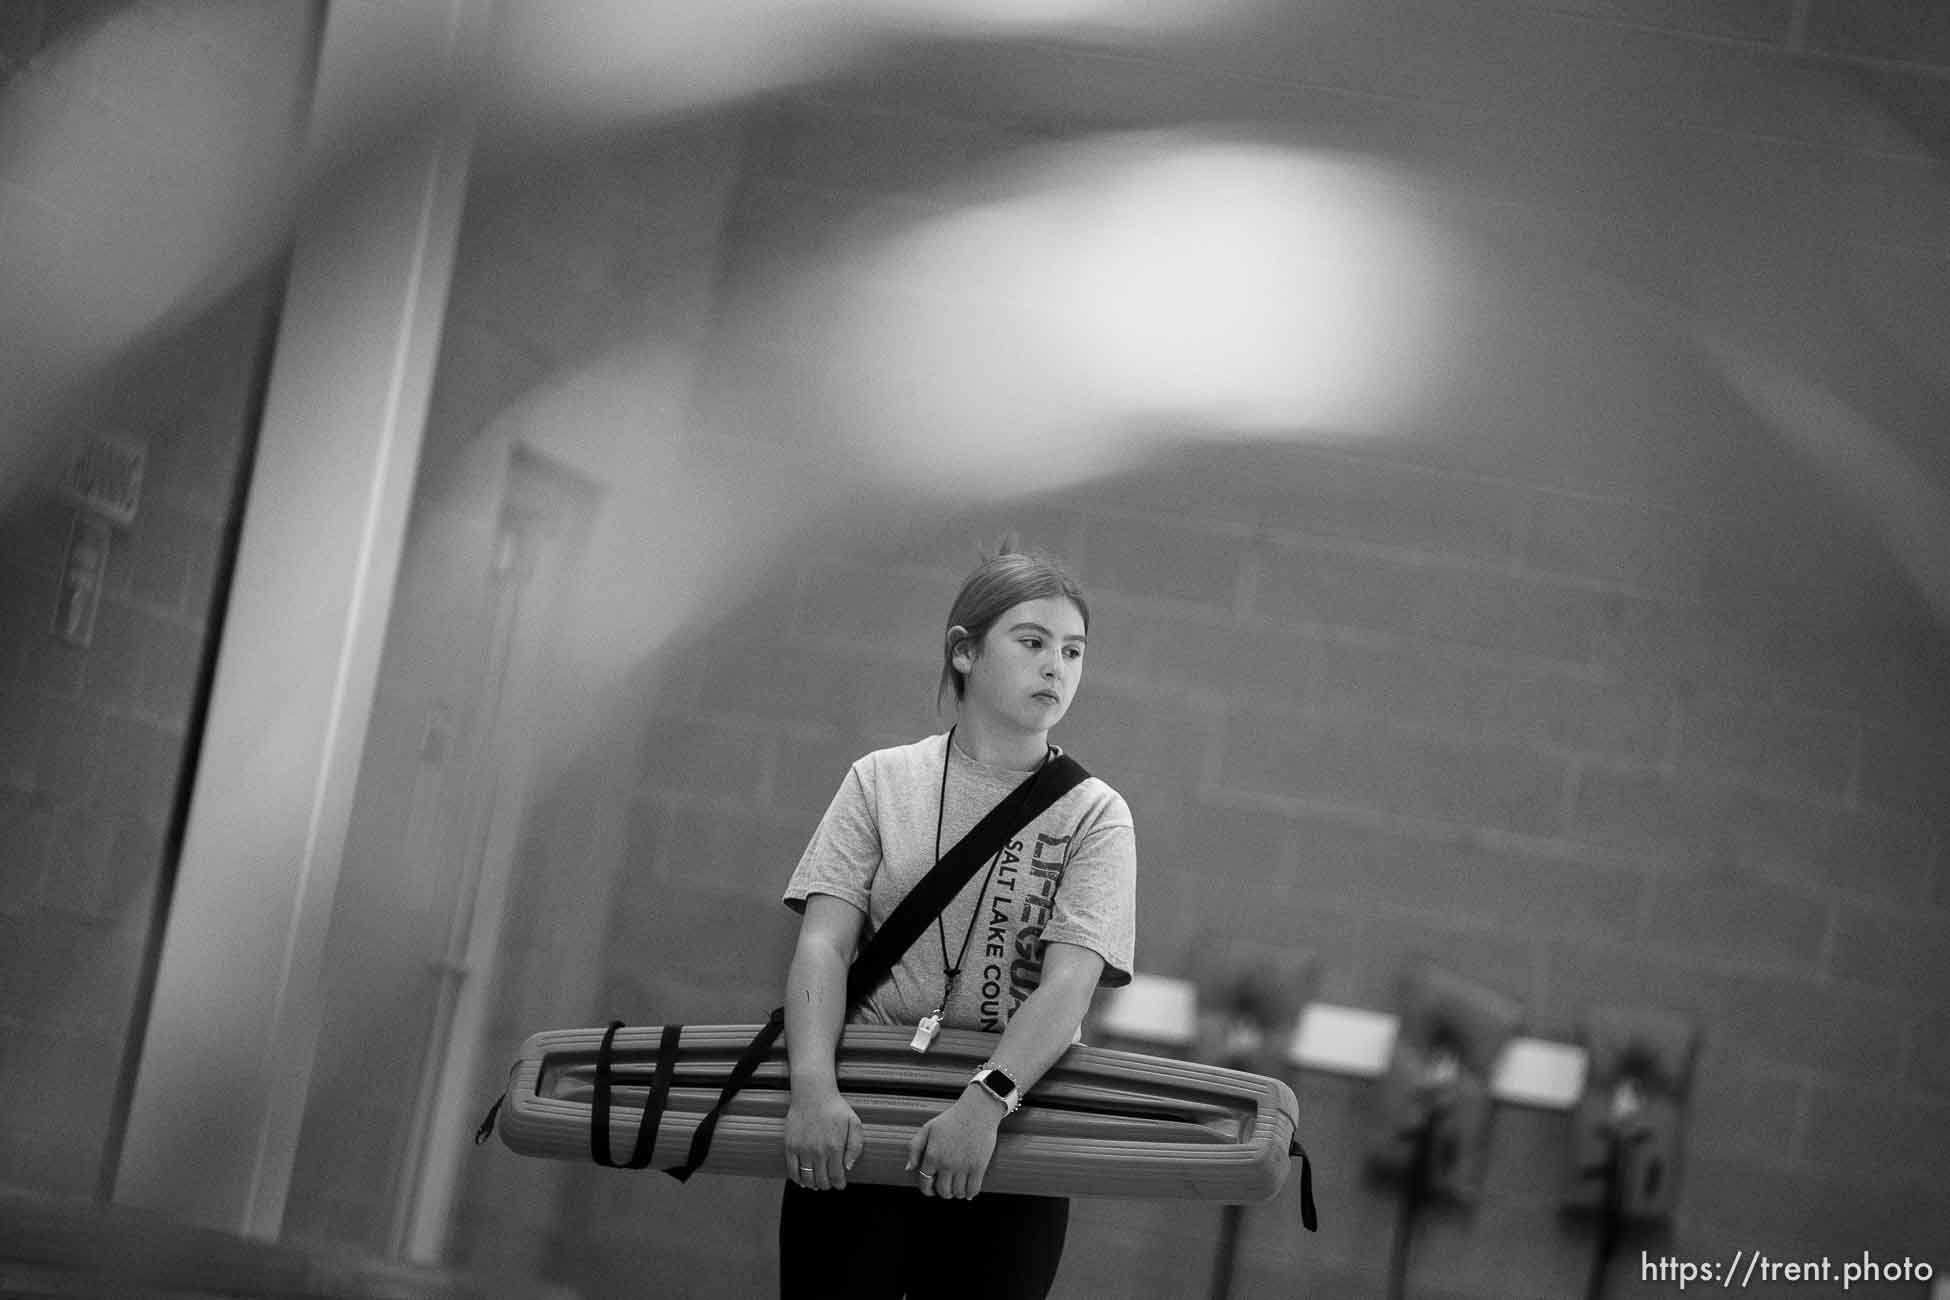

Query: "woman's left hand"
<box><xmin>905</xmin><ymin>1093</ymin><xmax>1002</xmax><ymax>1199</ymax></box>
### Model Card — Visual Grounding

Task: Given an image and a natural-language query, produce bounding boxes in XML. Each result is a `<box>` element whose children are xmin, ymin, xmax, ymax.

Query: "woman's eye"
<box><xmin>1064</xmin><ymin>647</ymin><xmax>1083</xmax><ymax>660</ymax></box>
<box><xmin>1021</xmin><ymin>638</ymin><xmax>1042</xmax><ymax>649</ymax></box>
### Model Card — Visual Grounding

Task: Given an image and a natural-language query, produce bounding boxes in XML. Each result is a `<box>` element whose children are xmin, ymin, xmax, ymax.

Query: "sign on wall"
<box><xmin>61</xmin><ymin>435</ymin><xmax>146</xmax><ymax>528</ymax></box>
<box><xmin>51</xmin><ymin>435</ymin><xmax>147</xmax><ymax>647</ymax></box>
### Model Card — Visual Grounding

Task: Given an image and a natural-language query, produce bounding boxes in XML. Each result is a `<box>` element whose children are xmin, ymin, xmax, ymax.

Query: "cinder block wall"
<box><xmin>507</xmin><ymin>7</ymin><xmax>1950</xmax><ymax>1297</ymax></box>
<box><xmin>541</xmin><ymin>486</ymin><xmax>1949</xmax><ymax>1298</ymax></box>
<box><xmin>0</xmin><ymin>2</ymin><xmax>314</xmax><ymax>1199</ymax></box>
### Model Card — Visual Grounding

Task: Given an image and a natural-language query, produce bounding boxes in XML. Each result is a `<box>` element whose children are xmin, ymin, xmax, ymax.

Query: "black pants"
<box><xmin>778</xmin><ymin>1180</ymin><xmax>1070</xmax><ymax>1300</ymax></box>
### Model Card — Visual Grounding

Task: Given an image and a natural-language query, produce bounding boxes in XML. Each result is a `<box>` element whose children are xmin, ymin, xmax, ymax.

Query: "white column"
<box><xmin>114</xmin><ymin>0</ymin><xmax>490</xmax><ymax>1238</ymax></box>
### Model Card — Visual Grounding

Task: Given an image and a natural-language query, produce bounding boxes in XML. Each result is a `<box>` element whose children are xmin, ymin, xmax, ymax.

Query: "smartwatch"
<box><xmin>971</xmin><ymin>1062</ymin><xmax>1022</xmax><ymax>1115</ymax></box>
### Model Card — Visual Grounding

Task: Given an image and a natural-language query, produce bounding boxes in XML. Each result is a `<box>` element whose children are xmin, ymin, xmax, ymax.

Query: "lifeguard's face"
<box><xmin>953</xmin><ymin>596</ymin><xmax>1088</xmax><ymax>734</ymax></box>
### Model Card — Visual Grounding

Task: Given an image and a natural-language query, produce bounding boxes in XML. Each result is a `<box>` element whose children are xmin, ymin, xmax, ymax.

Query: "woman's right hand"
<box><xmin>784</xmin><ymin>1086</ymin><xmax>863</xmax><ymax>1190</ymax></box>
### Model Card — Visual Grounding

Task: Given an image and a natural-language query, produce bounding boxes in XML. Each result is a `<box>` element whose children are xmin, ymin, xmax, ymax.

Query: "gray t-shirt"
<box><xmin>783</xmin><ymin>732</ymin><xmax>1136</xmax><ymax>1033</ymax></box>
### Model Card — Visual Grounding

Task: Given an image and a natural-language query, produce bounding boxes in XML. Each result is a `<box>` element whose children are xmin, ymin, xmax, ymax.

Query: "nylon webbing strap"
<box><xmin>845</xmin><ymin>754</ymin><xmax>1086</xmax><ymax>1008</ymax></box>
<box><xmin>657</xmin><ymin>753</ymin><xmax>1091</xmax><ymax>1182</ymax></box>
<box><xmin>627</xmin><ymin>1023</ymin><xmax>681</xmax><ymax>1168</ymax></box>
<box><xmin>591</xmin><ymin>1021</ymin><xmax>683</xmax><ymax>1168</ymax></box>
<box><xmin>664</xmin><ymin>1007</ymin><xmax>785</xmax><ymax>1182</ymax></box>
<box><xmin>1290</xmin><ymin>1137</ymin><xmax>1319</xmax><ymax>1230</ymax></box>
<box><xmin>589</xmin><ymin>1021</ymin><xmax>620</xmax><ymax>1166</ymax></box>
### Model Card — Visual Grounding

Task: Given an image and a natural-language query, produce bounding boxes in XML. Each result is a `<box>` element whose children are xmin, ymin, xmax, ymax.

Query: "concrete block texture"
<box><xmin>1638</xmin><ymin>875</ymin><xmax>1831</xmax><ymax>971</ymax></box>
<box><xmin>1907</xmin><ymin>1010</ymin><xmax>1950</xmax><ymax>1093</ymax></box>
<box><xmin>1674</xmin><ymin>695</ymin><xmax>1860</xmax><ymax>797</ymax></box>
<box><xmin>1805</xmin><ymin>0</ymin><xmax>1950</xmax><ymax>66</ymax></box>
<box><xmin>1257</xmin><ymin>538</ymin><xmax>1608</xmax><ymax>662</ymax></box>
<box><xmin>1077</xmin><ymin>514</ymin><xmax>1249</xmax><ymax>613</ymax></box>
<box><xmin>1685</xmin><ymin>1060</ymin><xmax>1803</xmax><ymax>1162</ymax></box>
<box><xmin>0</xmin><ymin>686</ymin><xmax>42</xmax><ymax>787</ymax></box>
<box><xmin>791</xmin><ymin>560</ymin><xmax>953</xmax><ymax>650</ymax></box>
<box><xmin>1688</xmin><ymin>1153</ymin><xmax>1950</xmax><ymax>1271</ymax></box>
<box><xmin>1057</xmin><ymin>684</ymin><xmax>1215</xmax><ymax>787</ymax></box>
<box><xmin>1715</xmin><ymin>973</ymin><xmax>1911</xmax><ymax>1079</ymax></box>
<box><xmin>32</xmin><ymin>696</ymin><xmax>102</xmax><ymax>805</ymax></box>
<box><xmin>1312</xmin><ymin>638</ymin><xmax>1676</xmax><ymax>759</ymax></box>
<box><xmin>1221</xmin><ymin>706</ymin><xmax>1571</xmax><ymax>836</ymax></box>
<box><xmin>1568</xmin><ymin>764</ymin><xmax>1934</xmax><ymax>902</ymax></box>
<box><xmin>1514</xmin><ymin>0</ymin><xmax>1794</xmax><ymax>41</ymax></box>
<box><xmin>1538</xmin><ymin>937</ymin><xmax>1731</xmax><ymax>1032</ymax></box>
<box><xmin>1062</xmin><ymin>446</ymin><xmax>1525</xmax><ymax>562</ymax></box>
<box><xmin>1801</xmin><ymin>1084</ymin><xmax>1950</xmax><ymax>1178</ymax></box>
<box><xmin>1856</xmin><ymin>722</ymin><xmax>1950</xmax><ymax>821</ymax></box>
<box><xmin>1376</xmin><ymin>1</ymin><xmax>1713</xmax><ymax>123</ymax></box>
<box><xmin>1289</xmin><ymin>814</ymin><xmax>1643</xmax><ymax>943</ymax></box>
<box><xmin>0</xmin><ymin>789</ymin><xmax>51</xmax><ymax>915</ymax></box>
<box><xmin>1828</xmin><ymin>901</ymin><xmax>1950</xmax><ymax>992</ymax></box>
<box><xmin>1521</xmin><ymin>491</ymin><xmax>1706</xmax><ymax>598</ymax></box>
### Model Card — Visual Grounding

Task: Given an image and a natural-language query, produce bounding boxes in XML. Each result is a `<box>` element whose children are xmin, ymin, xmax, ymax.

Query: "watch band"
<box><xmin>972</xmin><ymin>1061</ymin><xmax>1022</xmax><ymax>1115</ymax></box>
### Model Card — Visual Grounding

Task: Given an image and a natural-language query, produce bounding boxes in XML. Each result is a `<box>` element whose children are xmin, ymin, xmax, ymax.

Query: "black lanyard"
<box><xmin>912</xmin><ymin>726</ymin><xmax>1049</xmax><ymax>1051</ymax></box>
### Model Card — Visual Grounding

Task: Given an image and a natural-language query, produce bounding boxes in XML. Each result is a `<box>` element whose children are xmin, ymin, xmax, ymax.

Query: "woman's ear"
<box><xmin>947</xmin><ymin>624</ymin><xmax>975</xmax><ymax>673</ymax></box>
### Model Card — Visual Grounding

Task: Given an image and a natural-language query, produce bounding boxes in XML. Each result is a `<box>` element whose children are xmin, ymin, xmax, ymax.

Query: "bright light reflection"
<box><xmin>793</xmin><ymin>134</ymin><xmax>1465</xmax><ymax>500</ymax></box>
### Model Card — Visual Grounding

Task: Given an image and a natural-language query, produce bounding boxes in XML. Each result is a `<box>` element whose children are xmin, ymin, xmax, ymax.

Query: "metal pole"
<box><xmin>1208</xmin><ymin>1201</ymin><xmax>1245</xmax><ymax>1300</ymax></box>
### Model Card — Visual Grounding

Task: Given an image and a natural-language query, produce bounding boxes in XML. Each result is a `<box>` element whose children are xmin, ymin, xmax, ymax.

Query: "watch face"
<box><xmin>982</xmin><ymin>1067</ymin><xmax>1018</xmax><ymax>1099</ymax></box>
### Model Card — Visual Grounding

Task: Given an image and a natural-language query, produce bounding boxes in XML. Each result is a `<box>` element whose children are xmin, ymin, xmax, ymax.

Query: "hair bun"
<box><xmin>987</xmin><ymin>531</ymin><xmax>1023</xmax><ymax>561</ymax></box>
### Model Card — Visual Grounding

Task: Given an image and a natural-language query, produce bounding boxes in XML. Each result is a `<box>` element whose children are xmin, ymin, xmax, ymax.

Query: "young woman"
<box><xmin>777</xmin><ymin>543</ymin><xmax>1137</xmax><ymax>1299</ymax></box>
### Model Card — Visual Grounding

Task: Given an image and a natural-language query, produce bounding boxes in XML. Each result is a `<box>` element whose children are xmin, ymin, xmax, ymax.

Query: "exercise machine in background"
<box><xmin>1191</xmin><ymin>939</ymin><xmax>1319</xmax><ymax>1300</ymax></box>
<box><xmin>1364</xmin><ymin>962</ymin><xmax>1523</xmax><ymax>1300</ymax></box>
<box><xmin>1561</xmin><ymin>1006</ymin><xmax>1700</xmax><ymax>1300</ymax></box>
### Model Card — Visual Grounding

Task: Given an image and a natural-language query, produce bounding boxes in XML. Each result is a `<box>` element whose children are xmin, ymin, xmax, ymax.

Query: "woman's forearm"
<box><xmin>978</xmin><ymin>981</ymin><xmax>1093</xmax><ymax>1093</ymax></box>
<box><xmin>969</xmin><ymin>943</ymin><xmax>1103</xmax><ymax>1098</ymax></box>
<box><xmin>784</xmin><ymin>940</ymin><xmax>851</xmax><ymax>1096</ymax></box>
